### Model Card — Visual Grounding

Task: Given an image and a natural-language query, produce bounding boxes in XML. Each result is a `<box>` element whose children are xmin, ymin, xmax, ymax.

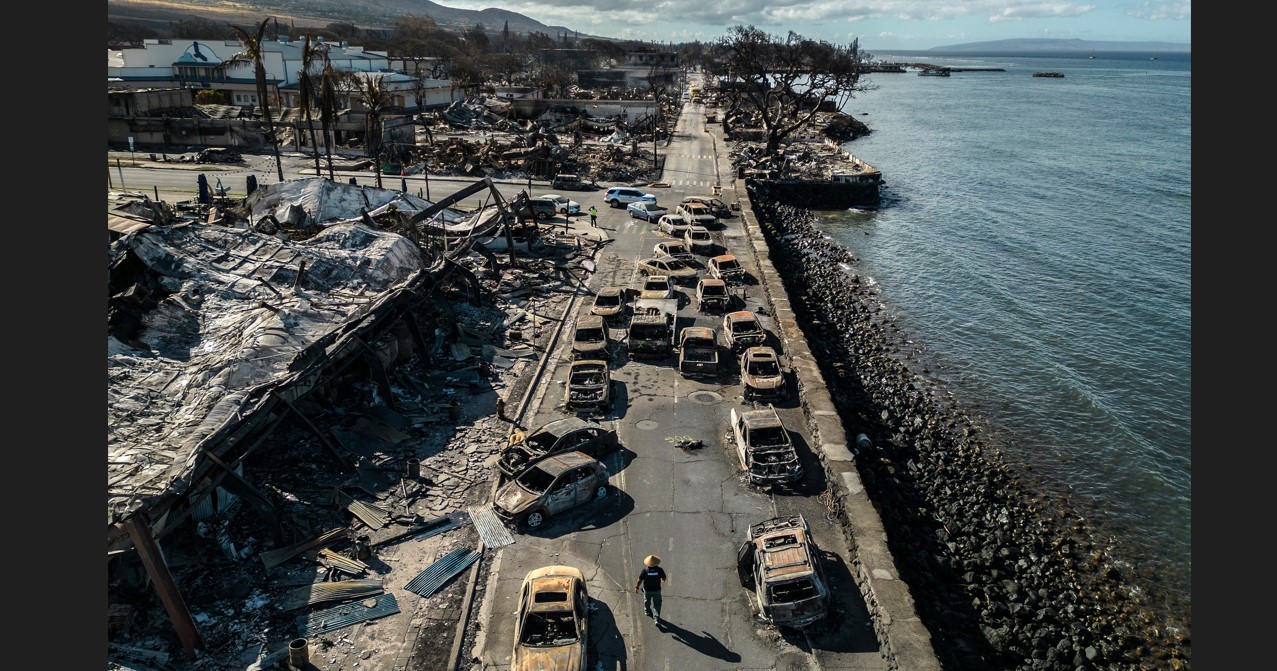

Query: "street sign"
<box><xmin>128</xmin><ymin>137</ymin><xmax>135</xmax><ymax>151</ymax></box>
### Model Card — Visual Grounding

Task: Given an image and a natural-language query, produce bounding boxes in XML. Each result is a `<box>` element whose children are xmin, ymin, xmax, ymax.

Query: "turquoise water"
<box><xmin>824</xmin><ymin>53</ymin><xmax>1191</xmax><ymax>604</ymax></box>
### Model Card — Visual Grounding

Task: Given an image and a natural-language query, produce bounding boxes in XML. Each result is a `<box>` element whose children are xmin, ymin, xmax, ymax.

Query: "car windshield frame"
<box><xmin>515</xmin><ymin>465</ymin><xmax>557</xmax><ymax>493</ymax></box>
<box><xmin>518</xmin><ymin>610</ymin><xmax>580</xmax><ymax>647</ymax></box>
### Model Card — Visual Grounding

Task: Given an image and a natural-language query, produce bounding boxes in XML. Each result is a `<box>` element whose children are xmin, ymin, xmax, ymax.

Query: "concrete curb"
<box><xmin>729</xmin><ymin>179</ymin><xmax>942</xmax><ymax>671</ymax></box>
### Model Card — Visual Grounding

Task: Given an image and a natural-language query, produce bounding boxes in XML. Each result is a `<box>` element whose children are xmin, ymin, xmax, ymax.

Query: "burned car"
<box><xmin>571</xmin><ymin>314</ymin><xmax>611</xmax><ymax>360</ymax></box>
<box><xmin>590</xmin><ymin>286</ymin><xmax>628</xmax><ymax>321</ymax></box>
<box><xmin>683</xmin><ymin>226</ymin><xmax>715</xmax><ymax>256</ymax></box>
<box><xmin>736</xmin><ymin>515</ymin><xmax>830</xmax><ymax>629</ymax></box>
<box><xmin>696</xmin><ymin>278</ymin><xmax>731</xmax><ymax>313</ymax></box>
<box><xmin>682</xmin><ymin>195</ymin><xmax>732</xmax><ymax>220</ymax></box>
<box><xmin>657</xmin><ymin>214</ymin><xmax>691</xmax><ymax>238</ymax></box>
<box><xmin>722</xmin><ymin>310</ymin><xmax>767</xmax><ymax>351</ymax></box>
<box><xmin>638</xmin><ymin>275</ymin><xmax>675</xmax><ymax>300</ymax></box>
<box><xmin>564</xmin><ymin>359</ymin><xmax>611</xmax><ymax>413</ymax></box>
<box><xmin>636</xmin><ymin>255</ymin><xmax>698</xmax><ymax>284</ymax></box>
<box><xmin>654</xmin><ymin>240</ymin><xmax>694</xmax><ymax>264</ymax></box>
<box><xmin>513</xmin><ymin>565</ymin><xmax>591</xmax><ymax>671</ymax></box>
<box><xmin>729</xmin><ymin>404</ymin><xmax>802</xmax><ymax>487</ymax></box>
<box><xmin>740</xmin><ymin>346</ymin><xmax>786</xmax><ymax>400</ymax></box>
<box><xmin>707</xmin><ymin>254</ymin><xmax>746</xmax><ymax>284</ymax></box>
<box><xmin>495</xmin><ymin>417</ymin><xmax>618</xmax><ymax>480</ymax></box>
<box><xmin>493</xmin><ymin>451</ymin><xmax>612</xmax><ymax>530</ymax></box>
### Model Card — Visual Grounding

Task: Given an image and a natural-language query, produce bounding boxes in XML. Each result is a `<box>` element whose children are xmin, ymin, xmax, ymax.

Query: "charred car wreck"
<box><xmin>736</xmin><ymin>514</ymin><xmax>830</xmax><ymax>628</ymax></box>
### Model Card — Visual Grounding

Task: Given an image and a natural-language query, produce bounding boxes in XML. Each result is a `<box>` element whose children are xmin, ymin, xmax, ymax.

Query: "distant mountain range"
<box><xmin>926</xmin><ymin>38</ymin><xmax>1190</xmax><ymax>53</ymax></box>
<box><xmin>107</xmin><ymin>0</ymin><xmax>578</xmax><ymax>40</ymax></box>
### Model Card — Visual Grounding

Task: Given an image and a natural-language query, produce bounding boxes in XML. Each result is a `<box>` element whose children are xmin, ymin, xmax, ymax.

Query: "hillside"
<box><xmin>928</xmin><ymin>38</ymin><xmax>1190</xmax><ymax>53</ymax></box>
<box><xmin>107</xmin><ymin>0</ymin><xmax>578</xmax><ymax>38</ymax></box>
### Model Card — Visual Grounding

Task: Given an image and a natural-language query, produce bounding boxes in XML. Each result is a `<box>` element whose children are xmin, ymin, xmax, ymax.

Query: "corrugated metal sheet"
<box><xmin>278</xmin><ymin>579</ymin><xmax>385</xmax><ymax>612</ymax></box>
<box><xmin>404</xmin><ymin>548</ymin><xmax>480</xmax><ymax>598</ymax></box>
<box><xmin>347</xmin><ymin>498</ymin><xmax>394</xmax><ymax>529</ymax></box>
<box><xmin>468</xmin><ymin>505</ymin><xmax>515</xmax><ymax>549</ymax></box>
<box><xmin>259</xmin><ymin>528</ymin><xmax>348</xmax><ymax>570</ymax></box>
<box><xmin>297</xmin><ymin>592</ymin><xmax>400</xmax><ymax>636</ymax></box>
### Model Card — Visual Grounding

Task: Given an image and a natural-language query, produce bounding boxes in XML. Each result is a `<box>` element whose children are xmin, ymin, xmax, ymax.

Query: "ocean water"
<box><xmin>823</xmin><ymin>53</ymin><xmax>1191</xmax><ymax>606</ymax></box>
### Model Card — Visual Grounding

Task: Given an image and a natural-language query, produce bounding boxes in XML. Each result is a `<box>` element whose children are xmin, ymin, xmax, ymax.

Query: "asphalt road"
<box><xmin>107</xmin><ymin>148</ymin><xmax>570</xmax><ymax>211</ymax></box>
<box><xmin>469</xmin><ymin>88</ymin><xmax>888</xmax><ymax>671</ymax></box>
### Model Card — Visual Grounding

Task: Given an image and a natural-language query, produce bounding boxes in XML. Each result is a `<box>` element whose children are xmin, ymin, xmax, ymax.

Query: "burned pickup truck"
<box><xmin>729</xmin><ymin>404</ymin><xmax>802</xmax><ymax>487</ymax></box>
<box><xmin>677</xmin><ymin>326</ymin><xmax>719</xmax><ymax>379</ymax></box>
<box><xmin>736</xmin><ymin>514</ymin><xmax>830</xmax><ymax>629</ymax></box>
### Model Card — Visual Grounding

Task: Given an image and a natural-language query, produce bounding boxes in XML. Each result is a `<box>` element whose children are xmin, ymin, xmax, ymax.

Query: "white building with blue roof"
<box><xmin>108</xmin><ymin>37</ymin><xmax>456</xmax><ymax>111</ymax></box>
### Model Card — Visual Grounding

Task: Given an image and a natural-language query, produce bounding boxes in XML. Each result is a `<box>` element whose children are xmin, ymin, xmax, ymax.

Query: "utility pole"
<box><xmin>653</xmin><ymin>94</ymin><xmax>659</xmax><ymax>178</ymax></box>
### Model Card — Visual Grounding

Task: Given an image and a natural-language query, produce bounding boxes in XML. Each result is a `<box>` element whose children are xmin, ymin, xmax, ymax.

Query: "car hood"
<box><xmin>494</xmin><ymin>482</ymin><xmax>538</xmax><ymax>515</ymax></box>
<box><xmin>512</xmin><ymin>643</ymin><xmax>584</xmax><ymax>671</ymax></box>
<box><xmin>573</xmin><ymin>341</ymin><xmax>607</xmax><ymax>352</ymax></box>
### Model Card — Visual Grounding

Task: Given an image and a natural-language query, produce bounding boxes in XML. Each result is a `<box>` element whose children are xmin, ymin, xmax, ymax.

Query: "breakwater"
<box><xmin>747</xmin><ymin>189</ymin><xmax>1191</xmax><ymax>671</ymax></box>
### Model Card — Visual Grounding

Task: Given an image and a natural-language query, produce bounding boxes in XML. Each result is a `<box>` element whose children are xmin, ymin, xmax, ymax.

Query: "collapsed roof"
<box><xmin>106</xmin><ymin>178</ymin><xmax>518</xmax><ymax>550</ymax></box>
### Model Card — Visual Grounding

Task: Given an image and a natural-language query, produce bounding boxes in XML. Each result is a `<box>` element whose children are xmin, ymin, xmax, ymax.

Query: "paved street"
<box><xmin>468</xmin><ymin>92</ymin><xmax>887</xmax><ymax>671</ymax></box>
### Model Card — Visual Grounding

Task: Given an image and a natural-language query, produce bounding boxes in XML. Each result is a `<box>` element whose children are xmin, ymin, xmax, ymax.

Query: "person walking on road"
<box><xmin>588</xmin><ymin>205</ymin><xmax>598</xmax><ymax>227</ymax></box>
<box><xmin>634</xmin><ymin>555</ymin><xmax>667</xmax><ymax>622</ymax></box>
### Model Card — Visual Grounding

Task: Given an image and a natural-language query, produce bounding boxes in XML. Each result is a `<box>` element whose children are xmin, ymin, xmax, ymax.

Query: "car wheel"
<box><xmin>537</xmin><ymin>212</ymin><xmax>549</xmax><ymax>220</ymax></box>
<box><xmin>609</xmin><ymin>199</ymin><xmax>621</xmax><ymax>208</ymax></box>
<box><xmin>523</xmin><ymin>510</ymin><xmax>546</xmax><ymax>529</ymax></box>
<box><xmin>594</xmin><ymin>485</ymin><xmax>609</xmax><ymax>500</ymax></box>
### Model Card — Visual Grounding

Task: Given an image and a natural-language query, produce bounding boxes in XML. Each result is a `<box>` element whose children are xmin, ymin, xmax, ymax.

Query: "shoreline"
<box><xmin>746</xmin><ymin>190</ymin><xmax>1190</xmax><ymax>670</ymax></box>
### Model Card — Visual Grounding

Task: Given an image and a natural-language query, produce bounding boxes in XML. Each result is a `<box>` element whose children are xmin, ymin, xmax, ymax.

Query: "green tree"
<box><xmin>193</xmin><ymin>89</ymin><xmax>228</xmax><ymax>105</ymax></box>
<box><xmin>219</xmin><ymin>18</ymin><xmax>285</xmax><ymax>181</ymax></box>
<box><xmin>710</xmin><ymin>25</ymin><xmax>872</xmax><ymax>155</ymax></box>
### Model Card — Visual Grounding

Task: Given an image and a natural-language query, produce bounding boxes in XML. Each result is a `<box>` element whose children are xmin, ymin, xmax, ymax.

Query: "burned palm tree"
<box><xmin>219</xmin><ymin>18</ymin><xmax>285</xmax><ymax>182</ymax></box>
<box><xmin>297</xmin><ymin>34</ymin><xmax>329</xmax><ymax>178</ymax></box>
<box><xmin>317</xmin><ymin>63</ymin><xmax>343</xmax><ymax>180</ymax></box>
<box><xmin>353</xmin><ymin>73</ymin><xmax>391</xmax><ymax>189</ymax></box>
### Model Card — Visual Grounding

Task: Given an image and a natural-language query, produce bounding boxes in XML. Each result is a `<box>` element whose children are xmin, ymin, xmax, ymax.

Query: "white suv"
<box><xmin>604</xmin><ymin>187</ymin><xmax>657</xmax><ymax>208</ymax></box>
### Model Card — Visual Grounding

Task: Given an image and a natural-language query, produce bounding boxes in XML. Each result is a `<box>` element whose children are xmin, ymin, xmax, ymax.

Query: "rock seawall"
<box><xmin>747</xmin><ymin>188</ymin><xmax>1190</xmax><ymax>671</ymax></box>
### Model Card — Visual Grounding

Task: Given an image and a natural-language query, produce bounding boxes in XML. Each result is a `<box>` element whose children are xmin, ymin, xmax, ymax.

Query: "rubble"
<box><xmin>401</xmin><ymin>94</ymin><xmax>681</xmax><ymax>185</ymax></box>
<box><xmin>107</xmin><ymin>174</ymin><xmax>602</xmax><ymax>670</ymax></box>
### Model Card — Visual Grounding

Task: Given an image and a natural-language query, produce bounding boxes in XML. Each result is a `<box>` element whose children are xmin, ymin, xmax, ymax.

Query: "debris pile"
<box><xmin>106</xmin><ymin>171</ymin><xmax>617</xmax><ymax>670</ymax></box>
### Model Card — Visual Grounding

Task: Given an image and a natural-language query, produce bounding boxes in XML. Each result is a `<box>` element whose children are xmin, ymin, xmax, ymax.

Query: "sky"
<box><xmin>440</xmin><ymin>0</ymin><xmax>1190</xmax><ymax>50</ymax></box>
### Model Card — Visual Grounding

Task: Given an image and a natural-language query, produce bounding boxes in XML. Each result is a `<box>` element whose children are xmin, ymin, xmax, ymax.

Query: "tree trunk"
<box><xmin>305</xmin><ymin>113</ymin><xmax>321</xmax><ymax>177</ymax></box>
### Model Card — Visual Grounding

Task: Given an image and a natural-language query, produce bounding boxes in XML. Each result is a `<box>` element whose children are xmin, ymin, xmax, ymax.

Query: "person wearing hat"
<box><xmin>634</xmin><ymin>555</ymin><xmax>667</xmax><ymax>622</ymax></box>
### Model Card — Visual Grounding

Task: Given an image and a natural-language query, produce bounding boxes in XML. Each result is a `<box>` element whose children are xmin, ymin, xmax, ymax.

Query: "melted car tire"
<box><xmin>594</xmin><ymin>485</ymin><xmax>609</xmax><ymax>500</ymax></box>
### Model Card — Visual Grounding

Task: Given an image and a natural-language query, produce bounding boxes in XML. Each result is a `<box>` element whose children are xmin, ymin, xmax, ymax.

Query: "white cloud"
<box><xmin>1130</xmin><ymin>0</ymin><xmax>1191</xmax><ymax>20</ymax></box>
<box><xmin>988</xmin><ymin>3</ymin><xmax>1096</xmax><ymax>23</ymax></box>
